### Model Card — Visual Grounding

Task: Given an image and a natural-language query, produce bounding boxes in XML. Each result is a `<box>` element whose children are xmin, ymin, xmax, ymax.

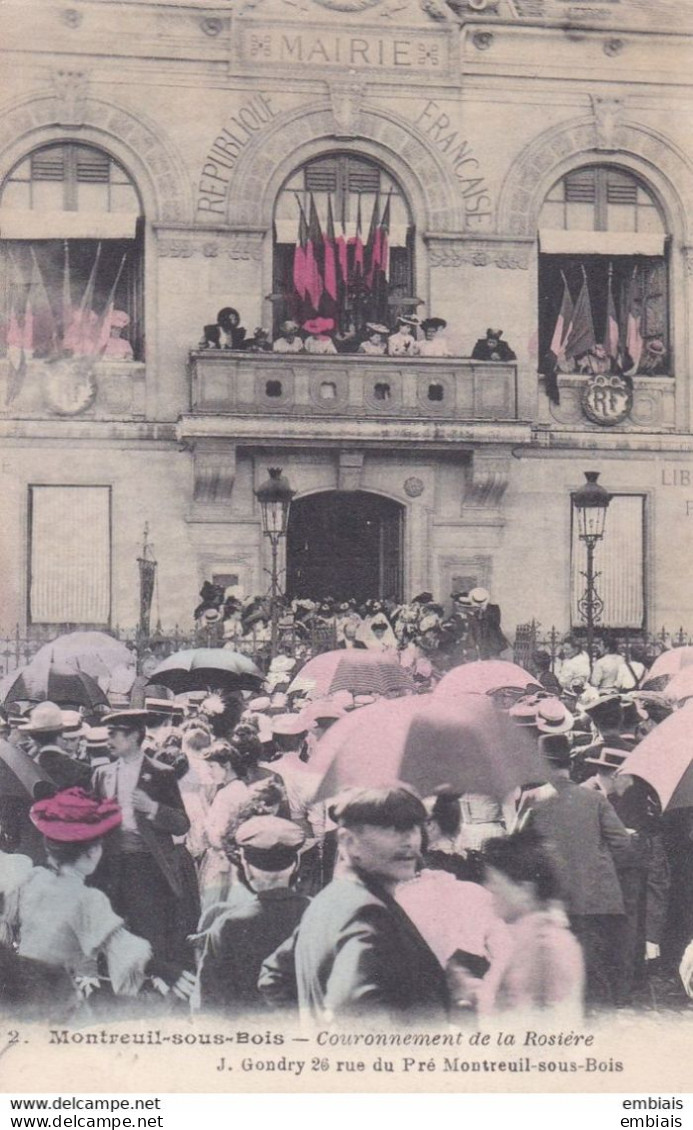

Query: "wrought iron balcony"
<box><xmin>188</xmin><ymin>350</ymin><xmax>519</xmax><ymax>422</ymax></box>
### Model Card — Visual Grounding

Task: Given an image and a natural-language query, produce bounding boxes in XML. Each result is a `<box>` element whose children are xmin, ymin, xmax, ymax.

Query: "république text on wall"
<box><xmin>414</xmin><ymin>100</ymin><xmax>492</xmax><ymax>225</ymax></box>
<box><xmin>197</xmin><ymin>95</ymin><xmax>277</xmax><ymax>218</ymax></box>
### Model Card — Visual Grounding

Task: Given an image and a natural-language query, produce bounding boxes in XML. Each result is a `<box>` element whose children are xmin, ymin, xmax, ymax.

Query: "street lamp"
<box><xmin>573</xmin><ymin>470</ymin><xmax>612</xmax><ymax>664</ymax></box>
<box><xmin>254</xmin><ymin>467</ymin><xmax>295</xmax><ymax>657</ymax></box>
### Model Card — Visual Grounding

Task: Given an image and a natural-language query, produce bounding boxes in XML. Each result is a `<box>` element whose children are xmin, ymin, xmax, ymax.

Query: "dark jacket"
<box><xmin>196</xmin><ymin>885</ymin><xmax>310</xmax><ymax>1012</ymax></box>
<box><xmin>91</xmin><ymin>754</ymin><xmax>190</xmax><ymax>897</ymax></box>
<box><xmin>35</xmin><ymin>744</ymin><xmax>92</xmax><ymax>791</ymax></box>
<box><xmin>466</xmin><ymin>603</ymin><xmax>508</xmax><ymax>660</ymax></box>
<box><xmin>527</xmin><ymin>776</ymin><xmax>635</xmax><ymax>916</ymax></box>
<box><xmin>471</xmin><ymin>338</ymin><xmax>517</xmax><ymax>362</ymax></box>
<box><xmin>262</xmin><ymin>871</ymin><xmax>449</xmax><ymax>1024</ymax></box>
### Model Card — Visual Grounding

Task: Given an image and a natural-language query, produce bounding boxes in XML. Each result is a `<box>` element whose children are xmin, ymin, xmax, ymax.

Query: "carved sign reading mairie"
<box><xmin>241</xmin><ymin>25</ymin><xmax>447</xmax><ymax>70</ymax></box>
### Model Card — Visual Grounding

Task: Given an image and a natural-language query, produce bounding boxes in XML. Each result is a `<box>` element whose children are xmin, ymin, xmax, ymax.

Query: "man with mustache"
<box><xmin>260</xmin><ymin>786</ymin><xmax>448</xmax><ymax>1025</ymax></box>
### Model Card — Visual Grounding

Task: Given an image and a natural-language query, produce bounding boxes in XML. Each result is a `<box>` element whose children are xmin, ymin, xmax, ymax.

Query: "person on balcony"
<box><xmin>358</xmin><ymin>324</ymin><xmax>389</xmax><ymax>356</ymax></box>
<box><xmin>303</xmin><ymin>318</ymin><xmax>337</xmax><ymax>355</ymax></box>
<box><xmin>577</xmin><ymin>343</ymin><xmax>611</xmax><ymax>377</ymax></box>
<box><xmin>245</xmin><ymin>328</ymin><xmax>273</xmax><ymax>353</ymax></box>
<box><xmin>273</xmin><ymin>321</ymin><xmax>304</xmax><ymax>354</ymax></box>
<box><xmin>639</xmin><ymin>338</ymin><xmax>668</xmax><ymax>376</ymax></box>
<box><xmin>419</xmin><ymin>317</ymin><xmax>452</xmax><ymax>358</ymax></box>
<box><xmin>388</xmin><ymin>316</ymin><xmax>420</xmax><ymax>357</ymax></box>
<box><xmin>217</xmin><ymin>307</ymin><xmax>246</xmax><ymax>351</ymax></box>
<box><xmin>471</xmin><ymin>328</ymin><xmax>516</xmax><ymax>363</ymax></box>
<box><xmin>103</xmin><ymin>311</ymin><xmax>134</xmax><ymax>361</ymax></box>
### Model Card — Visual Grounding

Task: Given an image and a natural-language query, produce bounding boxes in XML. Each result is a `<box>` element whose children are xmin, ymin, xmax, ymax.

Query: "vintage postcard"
<box><xmin>0</xmin><ymin>0</ymin><xmax>692</xmax><ymax>1099</ymax></box>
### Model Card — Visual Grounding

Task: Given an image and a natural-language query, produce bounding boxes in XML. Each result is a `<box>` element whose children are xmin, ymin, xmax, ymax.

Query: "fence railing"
<box><xmin>512</xmin><ymin>621</ymin><xmax>693</xmax><ymax>673</ymax></box>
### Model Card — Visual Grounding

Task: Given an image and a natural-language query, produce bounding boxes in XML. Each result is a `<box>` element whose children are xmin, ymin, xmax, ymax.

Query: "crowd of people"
<box><xmin>0</xmin><ymin>591</ymin><xmax>691</xmax><ymax>1031</ymax></box>
<box><xmin>198</xmin><ymin>308</ymin><xmax>517</xmax><ymax>363</ymax></box>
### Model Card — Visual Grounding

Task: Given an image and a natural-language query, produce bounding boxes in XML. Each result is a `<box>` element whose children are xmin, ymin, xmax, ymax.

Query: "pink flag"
<box><xmin>625</xmin><ymin>267</ymin><xmax>643</xmax><ymax>375</ymax></box>
<box><xmin>603</xmin><ymin>269</ymin><xmax>620</xmax><ymax>360</ymax></box>
<box><xmin>550</xmin><ymin>273</ymin><xmax>574</xmax><ymax>358</ymax></box>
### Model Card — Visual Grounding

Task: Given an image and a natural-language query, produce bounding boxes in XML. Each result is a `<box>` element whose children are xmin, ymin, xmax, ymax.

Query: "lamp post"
<box><xmin>573</xmin><ymin>471</ymin><xmax>612</xmax><ymax>664</ymax></box>
<box><xmin>254</xmin><ymin>467</ymin><xmax>295</xmax><ymax>658</ymax></box>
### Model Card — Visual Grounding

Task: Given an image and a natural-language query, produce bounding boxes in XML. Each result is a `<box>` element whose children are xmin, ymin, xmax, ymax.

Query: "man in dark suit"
<box><xmin>261</xmin><ymin>787</ymin><xmax>448</xmax><ymax>1025</ymax></box>
<box><xmin>523</xmin><ymin>735</ymin><xmax>636</xmax><ymax>1008</ymax></box>
<box><xmin>91</xmin><ymin>709</ymin><xmax>194</xmax><ymax>998</ymax></box>
<box><xmin>465</xmin><ymin>588</ymin><xmax>509</xmax><ymax>660</ymax></box>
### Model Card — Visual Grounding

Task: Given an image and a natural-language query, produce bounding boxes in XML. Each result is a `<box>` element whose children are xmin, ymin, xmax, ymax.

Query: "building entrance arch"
<box><xmin>286</xmin><ymin>491</ymin><xmax>404</xmax><ymax>603</ymax></box>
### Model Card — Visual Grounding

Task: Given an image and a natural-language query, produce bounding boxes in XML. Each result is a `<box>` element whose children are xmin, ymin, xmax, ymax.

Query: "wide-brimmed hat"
<box><xmin>84</xmin><ymin>725</ymin><xmax>110</xmax><ymax>750</ymax></box>
<box><xmin>397</xmin><ymin>315</ymin><xmax>420</xmax><ymax>328</ymax></box>
<box><xmin>421</xmin><ymin>317</ymin><xmax>447</xmax><ymax>332</ymax></box>
<box><xmin>280</xmin><ymin>320</ymin><xmax>300</xmax><ymax>334</ymax></box>
<box><xmin>272</xmin><ymin>713</ymin><xmax>315</xmax><ymax>736</ymax></box>
<box><xmin>301</xmin><ymin>700</ymin><xmax>345</xmax><ymax>725</ymax></box>
<box><xmin>303</xmin><ymin>317</ymin><xmax>334</xmax><ymax>335</ymax></box>
<box><xmin>19</xmin><ymin>701</ymin><xmax>65</xmax><ymax>735</ymax></box>
<box><xmin>111</xmin><ymin>310</ymin><xmax>130</xmax><ymax>329</ymax></box>
<box><xmin>584</xmin><ymin>746</ymin><xmax>628</xmax><ymax>770</ymax></box>
<box><xmin>535</xmin><ymin>698</ymin><xmax>574</xmax><ymax>734</ymax></box>
<box><xmin>646</xmin><ymin>338</ymin><xmax>666</xmax><ymax>355</ymax></box>
<box><xmin>103</xmin><ymin>709</ymin><xmax>150</xmax><ymax>731</ymax></box>
<box><xmin>61</xmin><ymin>710</ymin><xmax>87</xmax><ymax>736</ymax></box>
<box><xmin>469</xmin><ymin>587</ymin><xmax>490</xmax><ymax>607</ymax></box>
<box><xmin>30</xmin><ymin>787</ymin><xmax>122</xmax><ymax>843</ymax></box>
<box><xmin>366</xmin><ymin>323</ymin><xmax>389</xmax><ymax>336</ymax></box>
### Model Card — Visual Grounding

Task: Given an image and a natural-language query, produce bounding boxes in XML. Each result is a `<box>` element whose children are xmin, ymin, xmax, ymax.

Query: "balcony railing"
<box><xmin>188</xmin><ymin>351</ymin><xmax>519</xmax><ymax>422</ymax></box>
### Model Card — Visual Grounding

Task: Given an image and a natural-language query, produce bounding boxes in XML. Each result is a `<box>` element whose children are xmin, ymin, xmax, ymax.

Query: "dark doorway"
<box><xmin>286</xmin><ymin>491</ymin><xmax>404</xmax><ymax>603</ymax></box>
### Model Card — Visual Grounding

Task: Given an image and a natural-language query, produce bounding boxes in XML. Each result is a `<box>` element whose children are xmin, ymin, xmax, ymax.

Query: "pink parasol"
<box><xmin>619</xmin><ymin>701</ymin><xmax>693</xmax><ymax>810</ymax></box>
<box><xmin>646</xmin><ymin>647</ymin><xmax>693</xmax><ymax>682</ymax></box>
<box><xmin>309</xmin><ymin>692</ymin><xmax>548</xmax><ymax>803</ymax></box>
<box><xmin>434</xmin><ymin>660</ymin><xmax>540</xmax><ymax>700</ymax></box>
<box><xmin>288</xmin><ymin>649</ymin><xmax>413</xmax><ymax>699</ymax></box>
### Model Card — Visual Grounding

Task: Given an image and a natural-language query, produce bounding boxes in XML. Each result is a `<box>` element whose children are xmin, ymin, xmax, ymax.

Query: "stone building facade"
<box><xmin>1</xmin><ymin>0</ymin><xmax>692</xmax><ymax>636</ymax></box>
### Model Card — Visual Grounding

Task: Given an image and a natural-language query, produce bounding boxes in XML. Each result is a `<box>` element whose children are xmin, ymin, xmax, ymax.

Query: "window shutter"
<box><xmin>30</xmin><ymin>486</ymin><xmax>111</xmax><ymax>625</ymax></box>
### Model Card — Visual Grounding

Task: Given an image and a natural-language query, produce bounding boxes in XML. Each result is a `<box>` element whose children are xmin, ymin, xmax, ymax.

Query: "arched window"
<box><xmin>272</xmin><ymin>153</ymin><xmax>415</xmax><ymax>338</ymax></box>
<box><xmin>0</xmin><ymin>142</ymin><xmax>144</xmax><ymax>364</ymax></box>
<box><xmin>538</xmin><ymin>165</ymin><xmax>669</xmax><ymax>380</ymax></box>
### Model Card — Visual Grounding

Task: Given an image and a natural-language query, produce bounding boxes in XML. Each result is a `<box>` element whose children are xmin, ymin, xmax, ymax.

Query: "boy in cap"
<box><xmin>195</xmin><ymin>815</ymin><xmax>309</xmax><ymax>1014</ymax></box>
<box><xmin>260</xmin><ymin>786</ymin><xmax>448</xmax><ymax>1024</ymax></box>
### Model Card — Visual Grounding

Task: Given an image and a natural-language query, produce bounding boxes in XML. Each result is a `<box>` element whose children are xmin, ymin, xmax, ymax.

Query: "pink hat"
<box><xmin>110</xmin><ymin>310</ymin><xmax>130</xmax><ymax>329</ymax></box>
<box><xmin>30</xmin><ymin>787</ymin><xmax>122</xmax><ymax>843</ymax></box>
<box><xmin>303</xmin><ymin>317</ymin><xmax>334</xmax><ymax>335</ymax></box>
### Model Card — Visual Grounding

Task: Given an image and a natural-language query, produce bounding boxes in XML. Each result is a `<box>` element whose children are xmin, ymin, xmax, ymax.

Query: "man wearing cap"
<box><xmin>91</xmin><ymin>709</ymin><xmax>195</xmax><ymax>996</ymax></box>
<box><xmin>273</xmin><ymin>320</ymin><xmax>304</xmax><ymax>353</ymax></box>
<box><xmin>260</xmin><ymin>787</ymin><xmax>448</xmax><ymax>1024</ymax></box>
<box><xmin>195</xmin><ymin>815</ymin><xmax>309</xmax><ymax>1013</ymax></box>
<box><xmin>523</xmin><ymin>734</ymin><xmax>636</xmax><ymax>1008</ymax></box>
<box><xmin>387</xmin><ymin>317</ymin><xmax>420</xmax><ymax>357</ymax></box>
<box><xmin>20</xmin><ymin>702</ymin><xmax>91</xmax><ymax>791</ymax></box>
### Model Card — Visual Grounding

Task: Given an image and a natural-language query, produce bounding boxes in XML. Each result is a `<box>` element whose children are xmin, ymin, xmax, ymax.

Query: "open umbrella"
<box><xmin>434</xmin><ymin>659</ymin><xmax>540</xmax><ymax>699</ymax></box>
<box><xmin>147</xmin><ymin>649</ymin><xmax>264</xmax><ymax>694</ymax></box>
<box><xmin>3</xmin><ymin>666</ymin><xmax>109</xmax><ymax>710</ymax></box>
<box><xmin>645</xmin><ymin>647</ymin><xmax>693</xmax><ymax>683</ymax></box>
<box><xmin>309</xmin><ymin>692</ymin><xmax>548</xmax><ymax>803</ymax></box>
<box><xmin>288</xmin><ymin>649</ymin><xmax>413</xmax><ymax>699</ymax></box>
<box><xmin>619</xmin><ymin>702</ymin><xmax>693</xmax><ymax>810</ymax></box>
<box><xmin>27</xmin><ymin>631</ymin><xmax>134</xmax><ymax>691</ymax></box>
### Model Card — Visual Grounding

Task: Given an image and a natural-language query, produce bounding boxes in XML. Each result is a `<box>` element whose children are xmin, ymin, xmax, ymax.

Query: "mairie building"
<box><xmin>1</xmin><ymin>0</ymin><xmax>692</xmax><ymax>639</ymax></box>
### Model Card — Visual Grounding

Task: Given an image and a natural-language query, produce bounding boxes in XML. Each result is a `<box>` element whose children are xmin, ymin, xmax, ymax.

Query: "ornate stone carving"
<box><xmin>472</xmin><ymin>32</ymin><xmax>494</xmax><ymax>50</ymax></box>
<box><xmin>329</xmin><ymin>82</ymin><xmax>365</xmax><ymax>139</ymax></box>
<box><xmin>191</xmin><ymin>440</ymin><xmax>236</xmax><ymax>504</ymax></box>
<box><xmin>428</xmin><ymin>239</ymin><xmax>531</xmax><ymax>270</ymax></box>
<box><xmin>419</xmin><ymin>0</ymin><xmax>450</xmax><ymax>20</ymax></box>
<box><xmin>603</xmin><ymin>38</ymin><xmax>624</xmax><ymax>57</ymax></box>
<box><xmin>51</xmin><ymin>71</ymin><xmax>89</xmax><ymax>127</ymax></box>
<box><xmin>404</xmin><ymin>476</ymin><xmax>425</xmax><ymax>498</ymax></box>
<box><xmin>338</xmin><ymin>451</ymin><xmax>365</xmax><ymax>492</ymax></box>
<box><xmin>200</xmin><ymin>17</ymin><xmax>224</xmax><ymax>36</ymax></box>
<box><xmin>465</xmin><ymin>451</ymin><xmax>511</xmax><ymax>510</ymax></box>
<box><xmin>590</xmin><ymin>96</ymin><xmax>624</xmax><ymax>151</ymax></box>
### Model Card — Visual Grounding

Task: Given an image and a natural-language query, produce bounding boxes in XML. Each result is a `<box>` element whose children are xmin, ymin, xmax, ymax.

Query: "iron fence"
<box><xmin>512</xmin><ymin>620</ymin><xmax>693</xmax><ymax>674</ymax></box>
